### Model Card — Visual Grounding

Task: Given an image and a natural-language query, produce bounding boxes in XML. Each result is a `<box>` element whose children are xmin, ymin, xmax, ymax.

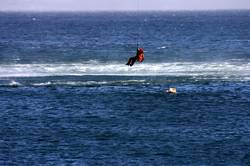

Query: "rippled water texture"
<box><xmin>0</xmin><ymin>11</ymin><xmax>250</xmax><ymax>165</ymax></box>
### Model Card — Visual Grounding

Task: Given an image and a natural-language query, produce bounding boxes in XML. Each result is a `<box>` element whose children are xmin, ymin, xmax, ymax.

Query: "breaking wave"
<box><xmin>0</xmin><ymin>62</ymin><xmax>249</xmax><ymax>79</ymax></box>
<box><xmin>0</xmin><ymin>79</ymin><xmax>148</xmax><ymax>87</ymax></box>
<box><xmin>32</xmin><ymin>80</ymin><xmax>147</xmax><ymax>87</ymax></box>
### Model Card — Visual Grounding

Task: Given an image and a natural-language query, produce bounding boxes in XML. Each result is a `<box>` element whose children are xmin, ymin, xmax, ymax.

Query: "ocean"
<box><xmin>0</xmin><ymin>11</ymin><xmax>250</xmax><ymax>165</ymax></box>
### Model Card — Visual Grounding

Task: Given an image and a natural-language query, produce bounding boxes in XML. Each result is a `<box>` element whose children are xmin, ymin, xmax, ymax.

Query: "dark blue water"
<box><xmin>0</xmin><ymin>11</ymin><xmax>250</xmax><ymax>165</ymax></box>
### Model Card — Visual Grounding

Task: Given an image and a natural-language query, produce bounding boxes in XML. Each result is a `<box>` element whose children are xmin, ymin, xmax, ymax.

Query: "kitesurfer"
<box><xmin>126</xmin><ymin>48</ymin><xmax>144</xmax><ymax>66</ymax></box>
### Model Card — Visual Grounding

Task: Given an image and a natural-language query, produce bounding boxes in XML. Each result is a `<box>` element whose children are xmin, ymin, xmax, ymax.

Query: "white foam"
<box><xmin>0</xmin><ymin>62</ymin><xmax>249</xmax><ymax>79</ymax></box>
<box><xmin>33</xmin><ymin>81</ymin><xmax>52</xmax><ymax>86</ymax></box>
<box><xmin>157</xmin><ymin>46</ymin><xmax>167</xmax><ymax>49</ymax></box>
<box><xmin>31</xmin><ymin>80</ymin><xmax>146</xmax><ymax>87</ymax></box>
<box><xmin>9</xmin><ymin>80</ymin><xmax>22</xmax><ymax>86</ymax></box>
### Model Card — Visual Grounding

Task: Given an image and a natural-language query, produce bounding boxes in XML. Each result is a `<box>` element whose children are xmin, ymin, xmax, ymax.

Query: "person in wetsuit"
<box><xmin>126</xmin><ymin>48</ymin><xmax>144</xmax><ymax>66</ymax></box>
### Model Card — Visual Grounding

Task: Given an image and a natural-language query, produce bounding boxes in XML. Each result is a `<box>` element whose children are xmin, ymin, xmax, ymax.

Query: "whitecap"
<box><xmin>9</xmin><ymin>80</ymin><xmax>22</xmax><ymax>87</ymax></box>
<box><xmin>0</xmin><ymin>62</ymin><xmax>249</xmax><ymax>81</ymax></box>
<box><xmin>33</xmin><ymin>81</ymin><xmax>52</xmax><ymax>86</ymax></box>
<box><xmin>157</xmin><ymin>46</ymin><xmax>167</xmax><ymax>49</ymax></box>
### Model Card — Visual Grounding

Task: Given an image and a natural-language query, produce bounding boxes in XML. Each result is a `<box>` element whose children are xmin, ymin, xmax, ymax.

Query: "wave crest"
<box><xmin>0</xmin><ymin>62</ymin><xmax>249</xmax><ymax>78</ymax></box>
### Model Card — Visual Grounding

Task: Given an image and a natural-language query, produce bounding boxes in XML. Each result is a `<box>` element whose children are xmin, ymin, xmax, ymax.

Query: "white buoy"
<box><xmin>166</xmin><ymin>87</ymin><xmax>177</xmax><ymax>94</ymax></box>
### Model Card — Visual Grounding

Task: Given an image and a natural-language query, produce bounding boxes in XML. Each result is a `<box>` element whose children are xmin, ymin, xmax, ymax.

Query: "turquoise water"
<box><xmin>0</xmin><ymin>11</ymin><xmax>250</xmax><ymax>165</ymax></box>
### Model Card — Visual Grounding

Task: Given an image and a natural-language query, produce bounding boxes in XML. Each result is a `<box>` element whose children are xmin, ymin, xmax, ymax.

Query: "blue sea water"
<box><xmin>0</xmin><ymin>11</ymin><xmax>250</xmax><ymax>165</ymax></box>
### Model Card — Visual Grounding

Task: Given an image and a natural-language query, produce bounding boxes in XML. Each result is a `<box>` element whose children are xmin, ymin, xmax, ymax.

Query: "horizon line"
<box><xmin>0</xmin><ymin>9</ymin><xmax>250</xmax><ymax>13</ymax></box>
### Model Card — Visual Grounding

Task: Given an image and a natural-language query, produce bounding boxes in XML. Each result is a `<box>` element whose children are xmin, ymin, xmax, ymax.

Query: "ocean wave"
<box><xmin>157</xmin><ymin>46</ymin><xmax>167</xmax><ymax>49</ymax></box>
<box><xmin>0</xmin><ymin>62</ymin><xmax>249</xmax><ymax>78</ymax></box>
<box><xmin>32</xmin><ymin>81</ymin><xmax>109</xmax><ymax>86</ymax></box>
<box><xmin>0</xmin><ymin>79</ymin><xmax>147</xmax><ymax>87</ymax></box>
<box><xmin>0</xmin><ymin>80</ymin><xmax>23</xmax><ymax>87</ymax></box>
<box><xmin>226</xmin><ymin>39</ymin><xmax>250</xmax><ymax>42</ymax></box>
<box><xmin>9</xmin><ymin>80</ymin><xmax>22</xmax><ymax>87</ymax></box>
<box><xmin>32</xmin><ymin>80</ymin><xmax>147</xmax><ymax>87</ymax></box>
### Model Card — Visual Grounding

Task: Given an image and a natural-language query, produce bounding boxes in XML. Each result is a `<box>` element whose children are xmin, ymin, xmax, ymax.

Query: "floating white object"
<box><xmin>166</xmin><ymin>88</ymin><xmax>177</xmax><ymax>94</ymax></box>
